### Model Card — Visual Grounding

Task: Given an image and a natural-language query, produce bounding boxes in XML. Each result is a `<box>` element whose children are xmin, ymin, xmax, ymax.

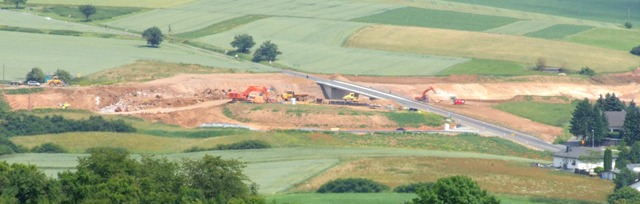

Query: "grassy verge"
<box><xmin>40</xmin><ymin>5</ymin><xmax>143</xmax><ymax>22</ymax></box>
<box><xmin>176</xmin><ymin>15</ymin><xmax>269</xmax><ymax>39</ymax></box>
<box><xmin>384</xmin><ymin>112</ymin><xmax>443</xmax><ymax>127</ymax></box>
<box><xmin>353</xmin><ymin>7</ymin><xmax>517</xmax><ymax>31</ymax></box>
<box><xmin>494</xmin><ymin>100</ymin><xmax>577</xmax><ymax>127</ymax></box>
<box><xmin>294</xmin><ymin>157</ymin><xmax>611</xmax><ymax>202</ymax></box>
<box><xmin>74</xmin><ymin>60</ymin><xmax>237</xmax><ymax>85</ymax></box>
<box><xmin>0</xmin><ymin>25</ymin><xmax>131</xmax><ymax>39</ymax></box>
<box><xmin>436</xmin><ymin>59</ymin><xmax>539</xmax><ymax>76</ymax></box>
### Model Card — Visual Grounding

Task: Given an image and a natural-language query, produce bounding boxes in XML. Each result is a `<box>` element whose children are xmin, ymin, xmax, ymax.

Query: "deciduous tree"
<box><xmin>78</xmin><ymin>5</ymin><xmax>97</xmax><ymax>22</ymax></box>
<box><xmin>54</xmin><ymin>69</ymin><xmax>72</xmax><ymax>85</ymax></box>
<box><xmin>411</xmin><ymin>175</ymin><xmax>499</xmax><ymax>204</ymax></box>
<box><xmin>230</xmin><ymin>34</ymin><xmax>255</xmax><ymax>53</ymax></box>
<box><xmin>609</xmin><ymin>186</ymin><xmax>640</xmax><ymax>204</ymax></box>
<box><xmin>142</xmin><ymin>27</ymin><xmax>163</xmax><ymax>47</ymax></box>
<box><xmin>4</xmin><ymin>0</ymin><xmax>26</xmax><ymax>9</ymax></box>
<box><xmin>252</xmin><ymin>40</ymin><xmax>282</xmax><ymax>62</ymax></box>
<box><xmin>614</xmin><ymin>168</ymin><xmax>639</xmax><ymax>190</ymax></box>
<box><xmin>25</xmin><ymin>67</ymin><xmax>45</xmax><ymax>83</ymax></box>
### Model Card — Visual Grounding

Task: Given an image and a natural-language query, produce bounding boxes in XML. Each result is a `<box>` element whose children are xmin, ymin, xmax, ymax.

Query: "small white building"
<box><xmin>552</xmin><ymin>146</ymin><xmax>615</xmax><ymax>173</ymax></box>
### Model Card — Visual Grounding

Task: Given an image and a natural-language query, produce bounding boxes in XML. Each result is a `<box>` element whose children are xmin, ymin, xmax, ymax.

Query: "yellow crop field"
<box><xmin>346</xmin><ymin>25</ymin><xmax>639</xmax><ymax>72</ymax></box>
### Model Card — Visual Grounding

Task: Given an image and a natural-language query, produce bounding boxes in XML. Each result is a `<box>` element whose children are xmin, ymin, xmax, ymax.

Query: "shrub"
<box><xmin>49</xmin><ymin>30</ymin><xmax>83</xmax><ymax>36</ymax></box>
<box><xmin>579</xmin><ymin>66</ymin><xmax>596</xmax><ymax>76</ymax></box>
<box><xmin>31</xmin><ymin>142</ymin><xmax>66</xmax><ymax>153</ymax></box>
<box><xmin>631</xmin><ymin>45</ymin><xmax>640</xmax><ymax>56</ymax></box>
<box><xmin>184</xmin><ymin>140</ymin><xmax>271</xmax><ymax>152</ymax></box>
<box><xmin>393</xmin><ymin>182</ymin><xmax>433</xmax><ymax>193</ymax></box>
<box><xmin>625</xmin><ymin>22</ymin><xmax>633</xmax><ymax>29</ymax></box>
<box><xmin>317</xmin><ymin>178</ymin><xmax>389</xmax><ymax>193</ymax></box>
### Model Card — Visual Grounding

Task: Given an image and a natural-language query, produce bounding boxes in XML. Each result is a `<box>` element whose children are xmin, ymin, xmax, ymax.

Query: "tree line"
<box><xmin>0</xmin><ymin>111</ymin><xmax>135</xmax><ymax>137</ymax></box>
<box><xmin>0</xmin><ymin>147</ymin><xmax>265</xmax><ymax>203</ymax></box>
<box><xmin>568</xmin><ymin>93</ymin><xmax>640</xmax><ymax>145</ymax></box>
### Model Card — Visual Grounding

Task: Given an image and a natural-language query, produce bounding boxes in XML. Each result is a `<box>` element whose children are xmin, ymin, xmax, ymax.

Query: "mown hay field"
<box><xmin>295</xmin><ymin>157</ymin><xmax>612</xmax><ymax>202</ymax></box>
<box><xmin>353</xmin><ymin>7</ymin><xmax>518</xmax><ymax>31</ymax></box>
<box><xmin>484</xmin><ymin>20</ymin><xmax>557</xmax><ymax>35</ymax></box>
<box><xmin>0</xmin><ymin>10</ymin><xmax>125</xmax><ymax>34</ymax></box>
<box><xmin>524</xmin><ymin>24</ymin><xmax>593</xmax><ymax>40</ymax></box>
<box><xmin>27</xmin><ymin>0</ymin><xmax>197</xmax><ymax>8</ymax></box>
<box><xmin>0</xmin><ymin>31</ymin><xmax>276</xmax><ymax>80</ymax></box>
<box><xmin>106</xmin><ymin>0</ymin><xmax>401</xmax><ymax>33</ymax></box>
<box><xmin>197</xmin><ymin>17</ymin><xmax>468</xmax><ymax>76</ymax></box>
<box><xmin>346</xmin><ymin>25</ymin><xmax>638</xmax><ymax>72</ymax></box>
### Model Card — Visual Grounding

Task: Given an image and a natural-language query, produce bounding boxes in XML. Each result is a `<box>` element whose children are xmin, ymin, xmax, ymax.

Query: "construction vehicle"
<box><xmin>343</xmin><ymin>93</ymin><xmax>359</xmax><ymax>102</ymax></box>
<box><xmin>60</xmin><ymin>102</ymin><xmax>70</xmax><ymax>109</ymax></box>
<box><xmin>281</xmin><ymin>90</ymin><xmax>309</xmax><ymax>102</ymax></box>
<box><xmin>47</xmin><ymin>76</ymin><xmax>65</xmax><ymax>87</ymax></box>
<box><xmin>227</xmin><ymin>86</ymin><xmax>269</xmax><ymax>103</ymax></box>
<box><xmin>415</xmin><ymin>86</ymin><xmax>436</xmax><ymax>102</ymax></box>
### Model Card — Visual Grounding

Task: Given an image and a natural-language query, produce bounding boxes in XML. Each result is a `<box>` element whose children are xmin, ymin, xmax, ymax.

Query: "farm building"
<box><xmin>552</xmin><ymin>146</ymin><xmax>615</xmax><ymax>173</ymax></box>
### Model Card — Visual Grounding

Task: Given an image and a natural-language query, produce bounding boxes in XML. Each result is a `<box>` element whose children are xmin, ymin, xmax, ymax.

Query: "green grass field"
<box><xmin>197</xmin><ymin>17</ymin><xmax>468</xmax><ymax>76</ymax></box>
<box><xmin>0</xmin><ymin>31</ymin><xmax>276</xmax><ymax>80</ymax></box>
<box><xmin>40</xmin><ymin>5</ymin><xmax>143</xmax><ymax>22</ymax></box>
<box><xmin>175</xmin><ymin>15</ymin><xmax>269</xmax><ymax>39</ymax></box>
<box><xmin>436</xmin><ymin>59</ymin><xmax>541</xmax><ymax>76</ymax></box>
<box><xmin>484</xmin><ymin>20</ymin><xmax>557</xmax><ymax>35</ymax></box>
<box><xmin>447</xmin><ymin>0</ymin><xmax>640</xmax><ymax>26</ymax></box>
<box><xmin>353</xmin><ymin>7</ymin><xmax>518</xmax><ymax>31</ymax></box>
<box><xmin>28</xmin><ymin>0</ymin><xmax>197</xmax><ymax>8</ymax></box>
<box><xmin>494</xmin><ymin>100</ymin><xmax>577</xmax><ymax>127</ymax></box>
<box><xmin>106</xmin><ymin>0</ymin><xmax>401</xmax><ymax>34</ymax></box>
<box><xmin>524</xmin><ymin>24</ymin><xmax>594</xmax><ymax>40</ymax></box>
<box><xmin>0</xmin><ymin>10</ymin><xmax>127</xmax><ymax>34</ymax></box>
<box><xmin>566</xmin><ymin>28</ymin><xmax>640</xmax><ymax>51</ymax></box>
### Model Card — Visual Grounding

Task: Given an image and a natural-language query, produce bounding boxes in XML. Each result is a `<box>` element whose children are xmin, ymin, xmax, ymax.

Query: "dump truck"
<box><xmin>281</xmin><ymin>90</ymin><xmax>309</xmax><ymax>102</ymax></box>
<box><xmin>342</xmin><ymin>93</ymin><xmax>359</xmax><ymax>102</ymax></box>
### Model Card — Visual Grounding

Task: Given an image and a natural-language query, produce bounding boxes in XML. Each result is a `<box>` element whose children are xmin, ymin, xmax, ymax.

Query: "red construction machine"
<box><xmin>415</xmin><ymin>87</ymin><xmax>436</xmax><ymax>102</ymax></box>
<box><xmin>227</xmin><ymin>86</ymin><xmax>269</xmax><ymax>103</ymax></box>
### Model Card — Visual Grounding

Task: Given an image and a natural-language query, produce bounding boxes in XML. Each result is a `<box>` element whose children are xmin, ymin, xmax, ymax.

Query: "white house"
<box><xmin>552</xmin><ymin>146</ymin><xmax>615</xmax><ymax>173</ymax></box>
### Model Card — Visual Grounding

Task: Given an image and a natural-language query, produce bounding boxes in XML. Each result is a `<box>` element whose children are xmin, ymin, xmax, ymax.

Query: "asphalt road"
<box><xmin>283</xmin><ymin>70</ymin><xmax>563</xmax><ymax>152</ymax></box>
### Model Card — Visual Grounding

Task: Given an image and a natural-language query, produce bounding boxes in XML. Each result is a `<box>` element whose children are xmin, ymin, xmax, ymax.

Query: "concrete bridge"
<box><xmin>316</xmin><ymin>81</ymin><xmax>379</xmax><ymax>100</ymax></box>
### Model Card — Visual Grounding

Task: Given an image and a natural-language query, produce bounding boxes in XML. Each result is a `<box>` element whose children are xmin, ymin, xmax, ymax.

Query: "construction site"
<box><xmin>4</xmin><ymin>69</ymin><xmax>640</xmax><ymax>143</ymax></box>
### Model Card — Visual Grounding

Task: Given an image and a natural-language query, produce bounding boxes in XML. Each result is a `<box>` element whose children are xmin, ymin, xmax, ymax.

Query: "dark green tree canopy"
<box><xmin>632</xmin><ymin>45</ymin><xmax>640</xmax><ymax>56</ymax></box>
<box><xmin>4</xmin><ymin>0</ymin><xmax>26</xmax><ymax>8</ymax></box>
<box><xmin>0</xmin><ymin>162</ymin><xmax>62</xmax><ymax>203</ymax></box>
<box><xmin>614</xmin><ymin>168</ymin><xmax>639</xmax><ymax>190</ymax></box>
<box><xmin>609</xmin><ymin>186</ymin><xmax>640</xmax><ymax>204</ymax></box>
<box><xmin>411</xmin><ymin>175</ymin><xmax>499</xmax><ymax>204</ymax></box>
<box><xmin>142</xmin><ymin>26</ymin><xmax>163</xmax><ymax>47</ymax></box>
<box><xmin>604</xmin><ymin>149</ymin><xmax>613</xmax><ymax>171</ymax></box>
<box><xmin>78</xmin><ymin>5</ymin><xmax>97</xmax><ymax>21</ymax></box>
<box><xmin>25</xmin><ymin>67</ymin><xmax>45</xmax><ymax>83</ymax></box>
<box><xmin>252</xmin><ymin>40</ymin><xmax>282</xmax><ymax>62</ymax></box>
<box><xmin>230</xmin><ymin>34</ymin><xmax>255</xmax><ymax>53</ymax></box>
<box><xmin>54</xmin><ymin>69</ymin><xmax>72</xmax><ymax>85</ymax></box>
<box><xmin>623</xmin><ymin>101</ymin><xmax>640</xmax><ymax>144</ymax></box>
<box><xmin>596</xmin><ymin>93</ymin><xmax>626</xmax><ymax>111</ymax></box>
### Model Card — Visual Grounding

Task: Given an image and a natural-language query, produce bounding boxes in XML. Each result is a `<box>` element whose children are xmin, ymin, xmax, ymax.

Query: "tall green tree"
<box><xmin>604</xmin><ymin>149</ymin><xmax>613</xmax><ymax>171</ymax></box>
<box><xmin>570</xmin><ymin>98</ymin><xmax>595</xmax><ymax>141</ymax></box>
<box><xmin>54</xmin><ymin>69</ymin><xmax>72</xmax><ymax>85</ymax></box>
<box><xmin>25</xmin><ymin>67</ymin><xmax>45</xmax><ymax>83</ymax></box>
<box><xmin>605</xmin><ymin>93</ymin><xmax>626</xmax><ymax>111</ymax></box>
<box><xmin>142</xmin><ymin>26</ymin><xmax>163</xmax><ymax>47</ymax></box>
<box><xmin>252</xmin><ymin>40</ymin><xmax>282</xmax><ymax>62</ymax></box>
<box><xmin>0</xmin><ymin>162</ymin><xmax>62</xmax><ymax>203</ymax></box>
<box><xmin>617</xmin><ymin>141</ymin><xmax>631</xmax><ymax>169</ymax></box>
<box><xmin>230</xmin><ymin>34</ymin><xmax>255</xmax><ymax>53</ymax></box>
<box><xmin>592</xmin><ymin>106</ymin><xmax>609</xmax><ymax>145</ymax></box>
<box><xmin>623</xmin><ymin>101</ymin><xmax>640</xmax><ymax>144</ymax></box>
<box><xmin>78</xmin><ymin>5</ymin><xmax>97</xmax><ymax>22</ymax></box>
<box><xmin>609</xmin><ymin>186</ymin><xmax>640</xmax><ymax>204</ymax></box>
<box><xmin>411</xmin><ymin>175</ymin><xmax>499</xmax><ymax>204</ymax></box>
<box><xmin>614</xmin><ymin>168</ymin><xmax>639</xmax><ymax>190</ymax></box>
<box><xmin>4</xmin><ymin>0</ymin><xmax>26</xmax><ymax>9</ymax></box>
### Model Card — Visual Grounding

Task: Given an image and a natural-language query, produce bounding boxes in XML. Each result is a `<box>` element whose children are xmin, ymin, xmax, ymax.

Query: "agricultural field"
<box><xmin>346</xmin><ymin>25</ymin><xmax>638</xmax><ymax>72</ymax></box>
<box><xmin>524</xmin><ymin>24</ymin><xmax>594</xmax><ymax>40</ymax></box>
<box><xmin>0</xmin><ymin>10</ymin><xmax>126</xmax><ymax>34</ymax></box>
<box><xmin>0</xmin><ymin>30</ymin><xmax>276</xmax><ymax>80</ymax></box>
<box><xmin>105</xmin><ymin>0</ymin><xmax>402</xmax><ymax>34</ymax></box>
<box><xmin>494</xmin><ymin>100</ymin><xmax>577</xmax><ymax>127</ymax></box>
<box><xmin>197</xmin><ymin>17</ymin><xmax>469</xmax><ymax>76</ymax></box>
<box><xmin>484</xmin><ymin>20</ymin><xmax>557</xmax><ymax>35</ymax></box>
<box><xmin>294</xmin><ymin>157</ymin><xmax>612</xmax><ymax>202</ymax></box>
<box><xmin>435</xmin><ymin>59</ymin><xmax>539</xmax><ymax>76</ymax></box>
<box><xmin>446</xmin><ymin>0</ymin><xmax>640</xmax><ymax>26</ymax></box>
<box><xmin>27</xmin><ymin>0</ymin><xmax>197</xmax><ymax>8</ymax></box>
<box><xmin>566</xmin><ymin>28</ymin><xmax>640</xmax><ymax>51</ymax></box>
<box><xmin>353</xmin><ymin>7</ymin><xmax>518</xmax><ymax>31</ymax></box>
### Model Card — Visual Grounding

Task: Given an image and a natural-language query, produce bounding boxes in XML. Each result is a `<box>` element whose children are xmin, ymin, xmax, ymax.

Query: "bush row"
<box><xmin>0</xmin><ymin>111</ymin><xmax>135</xmax><ymax>137</ymax></box>
<box><xmin>184</xmin><ymin>140</ymin><xmax>271</xmax><ymax>152</ymax></box>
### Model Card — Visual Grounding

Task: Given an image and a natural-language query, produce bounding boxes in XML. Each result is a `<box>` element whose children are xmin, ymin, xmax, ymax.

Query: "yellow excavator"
<box><xmin>343</xmin><ymin>93</ymin><xmax>359</xmax><ymax>102</ymax></box>
<box><xmin>47</xmin><ymin>76</ymin><xmax>65</xmax><ymax>87</ymax></box>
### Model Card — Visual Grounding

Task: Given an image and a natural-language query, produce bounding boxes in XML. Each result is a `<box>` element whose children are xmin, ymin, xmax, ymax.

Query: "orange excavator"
<box><xmin>227</xmin><ymin>86</ymin><xmax>269</xmax><ymax>103</ymax></box>
<box><xmin>415</xmin><ymin>87</ymin><xmax>436</xmax><ymax>102</ymax></box>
